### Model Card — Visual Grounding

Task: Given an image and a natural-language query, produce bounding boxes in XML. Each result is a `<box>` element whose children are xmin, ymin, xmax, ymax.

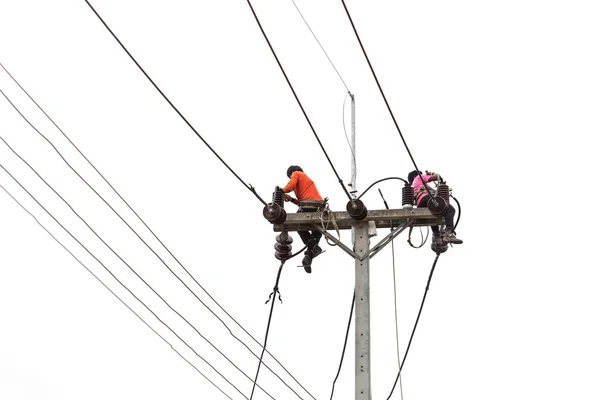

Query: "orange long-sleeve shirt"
<box><xmin>282</xmin><ymin>171</ymin><xmax>323</xmax><ymax>202</ymax></box>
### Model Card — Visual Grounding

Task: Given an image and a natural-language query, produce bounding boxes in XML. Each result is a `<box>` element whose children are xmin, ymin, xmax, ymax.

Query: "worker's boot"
<box><xmin>306</xmin><ymin>237</ymin><xmax>322</xmax><ymax>258</ymax></box>
<box><xmin>431</xmin><ymin>231</ymin><xmax>448</xmax><ymax>254</ymax></box>
<box><xmin>442</xmin><ymin>228</ymin><xmax>463</xmax><ymax>245</ymax></box>
<box><xmin>302</xmin><ymin>254</ymin><xmax>313</xmax><ymax>274</ymax></box>
<box><xmin>310</xmin><ymin>244</ymin><xmax>322</xmax><ymax>258</ymax></box>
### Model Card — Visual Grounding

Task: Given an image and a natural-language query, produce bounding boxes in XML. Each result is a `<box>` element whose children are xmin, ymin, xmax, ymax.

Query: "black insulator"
<box><xmin>274</xmin><ymin>251</ymin><xmax>289</xmax><ymax>261</ymax></box>
<box><xmin>272</xmin><ymin>186</ymin><xmax>284</xmax><ymax>207</ymax></box>
<box><xmin>274</xmin><ymin>242</ymin><xmax>292</xmax><ymax>252</ymax></box>
<box><xmin>427</xmin><ymin>196</ymin><xmax>448</xmax><ymax>217</ymax></box>
<box><xmin>402</xmin><ymin>183</ymin><xmax>414</xmax><ymax>208</ymax></box>
<box><xmin>346</xmin><ymin>199</ymin><xmax>368</xmax><ymax>220</ymax></box>
<box><xmin>263</xmin><ymin>203</ymin><xmax>287</xmax><ymax>224</ymax></box>
<box><xmin>437</xmin><ymin>183</ymin><xmax>450</xmax><ymax>202</ymax></box>
<box><xmin>274</xmin><ymin>232</ymin><xmax>293</xmax><ymax>260</ymax></box>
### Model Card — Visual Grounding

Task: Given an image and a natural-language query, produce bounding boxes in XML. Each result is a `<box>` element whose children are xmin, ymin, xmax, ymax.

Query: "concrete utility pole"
<box><xmin>273</xmin><ymin>92</ymin><xmax>444</xmax><ymax>399</ymax></box>
<box><xmin>274</xmin><ymin>208</ymin><xmax>443</xmax><ymax>400</ymax></box>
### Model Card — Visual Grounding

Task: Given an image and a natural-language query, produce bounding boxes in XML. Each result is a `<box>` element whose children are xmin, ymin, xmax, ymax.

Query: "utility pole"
<box><xmin>274</xmin><ymin>208</ymin><xmax>443</xmax><ymax>400</ymax></box>
<box><xmin>269</xmin><ymin>92</ymin><xmax>445</xmax><ymax>399</ymax></box>
<box><xmin>347</xmin><ymin>92</ymin><xmax>372</xmax><ymax>400</ymax></box>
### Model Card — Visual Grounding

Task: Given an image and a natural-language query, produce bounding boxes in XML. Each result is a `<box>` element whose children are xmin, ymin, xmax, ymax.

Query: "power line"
<box><xmin>245</xmin><ymin>0</ymin><xmax>353</xmax><ymax>201</ymax></box>
<box><xmin>379</xmin><ymin>188</ymin><xmax>404</xmax><ymax>400</ymax></box>
<box><xmin>0</xmin><ymin>135</ymin><xmax>276</xmax><ymax>400</ymax></box>
<box><xmin>250</xmin><ymin>260</ymin><xmax>285</xmax><ymax>400</ymax></box>
<box><xmin>0</xmin><ymin>183</ymin><xmax>235</xmax><ymax>400</ymax></box>
<box><xmin>386</xmin><ymin>253</ymin><xmax>441</xmax><ymax>400</ymax></box>
<box><xmin>81</xmin><ymin>1</ymin><xmax>267</xmax><ymax>206</ymax></box>
<box><xmin>329</xmin><ymin>290</ymin><xmax>355</xmax><ymax>400</ymax></box>
<box><xmin>339</xmin><ymin>1</ymin><xmax>434</xmax><ymax>199</ymax></box>
<box><xmin>0</xmin><ymin>73</ymin><xmax>315</xmax><ymax>399</ymax></box>
<box><xmin>290</xmin><ymin>0</ymin><xmax>350</xmax><ymax>92</ymax></box>
<box><xmin>0</xmin><ymin>162</ymin><xmax>250</xmax><ymax>399</ymax></box>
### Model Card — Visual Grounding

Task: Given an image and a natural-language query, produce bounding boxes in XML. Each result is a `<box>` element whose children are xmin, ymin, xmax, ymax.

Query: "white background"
<box><xmin>1</xmin><ymin>1</ymin><xmax>599</xmax><ymax>399</ymax></box>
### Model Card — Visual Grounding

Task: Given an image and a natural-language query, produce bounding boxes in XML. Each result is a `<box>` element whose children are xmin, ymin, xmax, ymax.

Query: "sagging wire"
<box><xmin>0</xmin><ymin>164</ymin><xmax>249</xmax><ymax>399</ymax></box>
<box><xmin>378</xmin><ymin>189</ymin><xmax>404</xmax><ymax>400</ymax></box>
<box><xmin>0</xmin><ymin>135</ymin><xmax>276</xmax><ymax>400</ymax></box>
<box><xmin>329</xmin><ymin>290</ymin><xmax>355</xmax><ymax>400</ymax></box>
<box><xmin>0</xmin><ymin>184</ymin><xmax>235</xmax><ymax>400</ymax></box>
<box><xmin>0</xmin><ymin>65</ymin><xmax>316</xmax><ymax>400</ymax></box>
<box><xmin>357</xmin><ymin>177</ymin><xmax>408</xmax><ymax>200</ymax></box>
<box><xmin>251</xmin><ymin>244</ymin><xmax>305</xmax><ymax>399</ymax></box>
<box><xmin>386</xmin><ymin>253</ymin><xmax>441</xmax><ymax>400</ymax></box>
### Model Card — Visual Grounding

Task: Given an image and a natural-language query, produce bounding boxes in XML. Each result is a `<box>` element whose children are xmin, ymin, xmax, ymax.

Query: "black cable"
<box><xmin>339</xmin><ymin>1</ymin><xmax>434</xmax><ymax>200</ymax></box>
<box><xmin>0</xmin><ymin>184</ymin><xmax>234</xmax><ymax>400</ymax></box>
<box><xmin>81</xmin><ymin>2</ymin><xmax>267</xmax><ymax>206</ymax></box>
<box><xmin>386</xmin><ymin>253</ymin><xmax>441</xmax><ymax>400</ymax></box>
<box><xmin>329</xmin><ymin>290</ymin><xmax>355</xmax><ymax>400</ymax></box>
<box><xmin>0</xmin><ymin>163</ymin><xmax>248</xmax><ymax>399</ymax></box>
<box><xmin>0</xmin><ymin>136</ymin><xmax>276</xmax><ymax>400</ymax></box>
<box><xmin>0</xmin><ymin>78</ymin><xmax>315</xmax><ymax>399</ymax></box>
<box><xmin>357</xmin><ymin>177</ymin><xmax>408</xmax><ymax>200</ymax></box>
<box><xmin>245</xmin><ymin>0</ymin><xmax>353</xmax><ymax>201</ymax></box>
<box><xmin>452</xmin><ymin>195</ymin><xmax>461</xmax><ymax>232</ymax></box>
<box><xmin>250</xmin><ymin>259</ymin><xmax>286</xmax><ymax>400</ymax></box>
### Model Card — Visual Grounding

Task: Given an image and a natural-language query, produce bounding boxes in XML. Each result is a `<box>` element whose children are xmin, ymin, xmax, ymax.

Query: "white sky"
<box><xmin>1</xmin><ymin>1</ymin><xmax>599</xmax><ymax>399</ymax></box>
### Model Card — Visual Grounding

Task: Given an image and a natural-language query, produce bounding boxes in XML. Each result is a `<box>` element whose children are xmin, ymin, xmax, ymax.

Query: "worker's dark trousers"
<box><xmin>297</xmin><ymin>208</ymin><xmax>322</xmax><ymax>250</ymax></box>
<box><xmin>417</xmin><ymin>198</ymin><xmax>456</xmax><ymax>233</ymax></box>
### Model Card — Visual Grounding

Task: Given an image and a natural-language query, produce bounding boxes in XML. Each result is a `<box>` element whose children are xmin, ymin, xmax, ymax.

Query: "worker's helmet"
<box><xmin>287</xmin><ymin>165</ymin><xmax>303</xmax><ymax>178</ymax></box>
<box><xmin>407</xmin><ymin>170</ymin><xmax>422</xmax><ymax>185</ymax></box>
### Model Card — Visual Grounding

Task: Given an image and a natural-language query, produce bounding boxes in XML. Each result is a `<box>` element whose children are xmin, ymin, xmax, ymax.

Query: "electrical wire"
<box><xmin>81</xmin><ymin>1</ymin><xmax>267</xmax><ymax>206</ymax></box>
<box><xmin>250</xmin><ymin>260</ymin><xmax>286</xmax><ymax>399</ymax></box>
<box><xmin>249</xmin><ymin>244</ymin><xmax>307</xmax><ymax>400</ymax></box>
<box><xmin>245</xmin><ymin>0</ymin><xmax>353</xmax><ymax>201</ymax></box>
<box><xmin>342</xmin><ymin>92</ymin><xmax>357</xmax><ymax>170</ymax></box>
<box><xmin>0</xmin><ymin>163</ymin><xmax>249</xmax><ymax>399</ymax></box>
<box><xmin>0</xmin><ymin>183</ymin><xmax>235</xmax><ymax>400</ymax></box>
<box><xmin>357</xmin><ymin>177</ymin><xmax>408</xmax><ymax>200</ymax></box>
<box><xmin>0</xmin><ymin>72</ymin><xmax>315</xmax><ymax>399</ymax></box>
<box><xmin>386</xmin><ymin>253</ymin><xmax>441</xmax><ymax>400</ymax></box>
<box><xmin>0</xmin><ymin>135</ymin><xmax>276</xmax><ymax>400</ymax></box>
<box><xmin>378</xmin><ymin>189</ymin><xmax>404</xmax><ymax>400</ymax></box>
<box><xmin>339</xmin><ymin>1</ymin><xmax>434</xmax><ymax>200</ymax></box>
<box><xmin>329</xmin><ymin>290</ymin><xmax>355</xmax><ymax>400</ymax></box>
<box><xmin>291</xmin><ymin>0</ymin><xmax>349</xmax><ymax>92</ymax></box>
<box><xmin>452</xmin><ymin>195</ymin><xmax>461</xmax><ymax>232</ymax></box>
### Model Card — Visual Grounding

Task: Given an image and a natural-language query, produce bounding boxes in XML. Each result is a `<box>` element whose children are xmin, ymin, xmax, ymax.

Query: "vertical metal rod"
<box><xmin>354</xmin><ymin>221</ymin><xmax>371</xmax><ymax>400</ymax></box>
<box><xmin>350</xmin><ymin>93</ymin><xmax>356</xmax><ymax>197</ymax></box>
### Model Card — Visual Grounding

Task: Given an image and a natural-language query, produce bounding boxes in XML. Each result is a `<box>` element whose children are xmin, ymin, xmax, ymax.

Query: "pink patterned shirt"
<box><xmin>412</xmin><ymin>174</ymin><xmax>433</xmax><ymax>207</ymax></box>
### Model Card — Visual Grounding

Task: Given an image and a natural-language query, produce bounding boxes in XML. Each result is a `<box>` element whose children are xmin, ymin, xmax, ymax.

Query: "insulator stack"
<box><xmin>274</xmin><ymin>231</ymin><xmax>293</xmax><ymax>260</ymax></box>
<box><xmin>346</xmin><ymin>199</ymin><xmax>368</xmax><ymax>220</ymax></box>
<box><xmin>263</xmin><ymin>203</ymin><xmax>287</xmax><ymax>224</ymax></box>
<box><xmin>427</xmin><ymin>196</ymin><xmax>448</xmax><ymax>217</ymax></box>
<box><xmin>437</xmin><ymin>183</ymin><xmax>450</xmax><ymax>202</ymax></box>
<box><xmin>402</xmin><ymin>183</ymin><xmax>414</xmax><ymax>208</ymax></box>
<box><xmin>272</xmin><ymin>186</ymin><xmax>284</xmax><ymax>207</ymax></box>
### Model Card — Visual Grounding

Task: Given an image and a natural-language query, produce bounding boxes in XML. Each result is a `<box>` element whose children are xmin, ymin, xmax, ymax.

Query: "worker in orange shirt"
<box><xmin>282</xmin><ymin>165</ymin><xmax>324</xmax><ymax>273</ymax></box>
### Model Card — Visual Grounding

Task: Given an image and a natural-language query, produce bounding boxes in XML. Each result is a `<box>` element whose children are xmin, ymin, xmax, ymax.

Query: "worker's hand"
<box><xmin>283</xmin><ymin>193</ymin><xmax>291</xmax><ymax>202</ymax></box>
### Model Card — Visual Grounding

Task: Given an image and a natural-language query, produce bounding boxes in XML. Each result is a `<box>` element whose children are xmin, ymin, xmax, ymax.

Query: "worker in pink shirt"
<box><xmin>408</xmin><ymin>170</ymin><xmax>462</xmax><ymax>245</ymax></box>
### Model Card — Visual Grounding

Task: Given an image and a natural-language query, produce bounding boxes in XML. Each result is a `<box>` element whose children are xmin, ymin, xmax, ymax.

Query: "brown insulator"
<box><xmin>402</xmin><ymin>183</ymin><xmax>414</xmax><ymax>208</ymax></box>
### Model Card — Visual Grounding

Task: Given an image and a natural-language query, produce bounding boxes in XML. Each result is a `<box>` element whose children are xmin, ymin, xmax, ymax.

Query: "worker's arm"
<box><xmin>281</xmin><ymin>172</ymin><xmax>299</xmax><ymax>193</ymax></box>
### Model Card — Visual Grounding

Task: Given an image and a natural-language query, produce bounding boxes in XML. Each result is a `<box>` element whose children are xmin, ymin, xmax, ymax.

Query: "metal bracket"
<box><xmin>310</xmin><ymin>223</ymin><xmax>359</xmax><ymax>259</ymax></box>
